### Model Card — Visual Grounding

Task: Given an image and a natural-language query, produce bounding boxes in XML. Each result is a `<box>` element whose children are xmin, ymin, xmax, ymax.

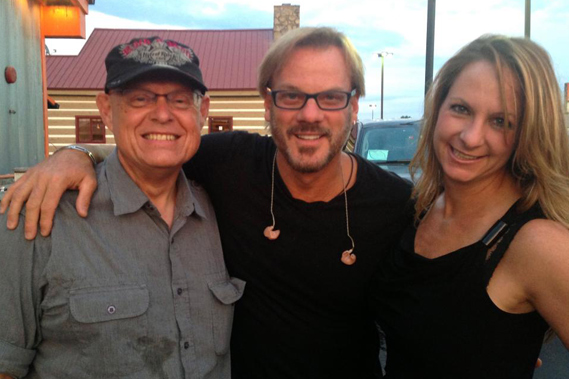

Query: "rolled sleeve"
<box><xmin>0</xmin><ymin>214</ymin><xmax>48</xmax><ymax>377</ymax></box>
<box><xmin>0</xmin><ymin>340</ymin><xmax>36</xmax><ymax>378</ymax></box>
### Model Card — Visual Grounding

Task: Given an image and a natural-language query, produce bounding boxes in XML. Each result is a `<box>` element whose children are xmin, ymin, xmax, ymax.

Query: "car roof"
<box><xmin>360</xmin><ymin>119</ymin><xmax>421</xmax><ymax>129</ymax></box>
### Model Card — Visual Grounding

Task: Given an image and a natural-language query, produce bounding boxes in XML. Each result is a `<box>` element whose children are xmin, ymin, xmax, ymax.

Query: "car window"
<box><xmin>359</xmin><ymin>125</ymin><xmax>419</xmax><ymax>163</ymax></box>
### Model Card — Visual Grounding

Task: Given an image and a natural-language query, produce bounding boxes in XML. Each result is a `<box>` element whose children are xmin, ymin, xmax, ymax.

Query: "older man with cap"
<box><xmin>0</xmin><ymin>36</ymin><xmax>244</xmax><ymax>379</ymax></box>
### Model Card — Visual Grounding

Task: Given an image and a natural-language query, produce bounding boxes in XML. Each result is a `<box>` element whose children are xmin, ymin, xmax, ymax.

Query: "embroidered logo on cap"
<box><xmin>119</xmin><ymin>38</ymin><xmax>194</xmax><ymax>67</ymax></box>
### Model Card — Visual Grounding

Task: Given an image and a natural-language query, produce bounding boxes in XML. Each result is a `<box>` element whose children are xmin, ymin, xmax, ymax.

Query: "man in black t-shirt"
<box><xmin>1</xmin><ymin>27</ymin><xmax>412</xmax><ymax>378</ymax></box>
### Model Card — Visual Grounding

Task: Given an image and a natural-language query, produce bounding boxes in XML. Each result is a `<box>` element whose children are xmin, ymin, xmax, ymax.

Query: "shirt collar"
<box><xmin>103</xmin><ymin>149</ymin><xmax>207</xmax><ymax>219</ymax></box>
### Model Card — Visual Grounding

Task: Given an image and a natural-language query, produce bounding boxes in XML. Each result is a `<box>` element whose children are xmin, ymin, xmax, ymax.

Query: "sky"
<box><xmin>46</xmin><ymin>0</ymin><xmax>569</xmax><ymax>121</ymax></box>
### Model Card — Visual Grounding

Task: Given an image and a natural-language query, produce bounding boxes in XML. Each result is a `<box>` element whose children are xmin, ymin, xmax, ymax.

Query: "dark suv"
<box><xmin>345</xmin><ymin>119</ymin><xmax>421</xmax><ymax>180</ymax></box>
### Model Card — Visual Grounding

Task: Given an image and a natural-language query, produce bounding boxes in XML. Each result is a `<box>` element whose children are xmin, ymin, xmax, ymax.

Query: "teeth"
<box><xmin>144</xmin><ymin>134</ymin><xmax>177</xmax><ymax>141</ymax></box>
<box><xmin>297</xmin><ymin>135</ymin><xmax>320</xmax><ymax>140</ymax></box>
<box><xmin>452</xmin><ymin>147</ymin><xmax>478</xmax><ymax>160</ymax></box>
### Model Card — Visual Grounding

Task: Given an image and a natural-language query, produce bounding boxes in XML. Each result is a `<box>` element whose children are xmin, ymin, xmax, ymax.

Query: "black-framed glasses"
<box><xmin>112</xmin><ymin>89</ymin><xmax>202</xmax><ymax>110</ymax></box>
<box><xmin>267</xmin><ymin>88</ymin><xmax>357</xmax><ymax>110</ymax></box>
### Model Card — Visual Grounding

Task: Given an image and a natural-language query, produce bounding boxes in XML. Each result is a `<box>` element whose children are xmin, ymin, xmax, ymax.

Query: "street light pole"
<box><xmin>525</xmin><ymin>0</ymin><xmax>531</xmax><ymax>38</ymax></box>
<box><xmin>380</xmin><ymin>54</ymin><xmax>385</xmax><ymax>120</ymax></box>
<box><xmin>425</xmin><ymin>0</ymin><xmax>436</xmax><ymax>96</ymax></box>
<box><xmin>369</xmin><ymin>104</ymin><xmax>376</xmax><ymax>119</ymax></box>
<box><xmin>377</xmin><ymin>52</ymin><xmax>393</xmax><ymax>120</ymax></box>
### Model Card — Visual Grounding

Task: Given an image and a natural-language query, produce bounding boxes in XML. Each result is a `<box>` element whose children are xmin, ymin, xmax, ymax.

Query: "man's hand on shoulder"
<box><xmin>0</xmin><ymin>148</ymin><xmax>98</xmax><ymax>240</ymax></box>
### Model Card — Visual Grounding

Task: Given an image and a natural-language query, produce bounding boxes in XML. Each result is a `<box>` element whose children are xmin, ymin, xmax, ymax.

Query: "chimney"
<box><xmin>273</xmin><ymin>4</ymin><xmax>300</xmax><ymax>40</ymax></box>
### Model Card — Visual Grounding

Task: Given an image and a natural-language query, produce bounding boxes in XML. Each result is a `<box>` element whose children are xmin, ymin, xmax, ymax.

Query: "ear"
<box><xmin>198</xmin><ymin>94</ymin><xmax>210</xmax><ymax>132</ymax></box>
<box><xmin>96</xmin><ymin>93</ymin><xmax>114</xmax><ymax>133</ymax></box>
<box><xmin>264</xmin><ymin>93</ymin><xmax>272</xmax><ymax>122</ymax></box>
<box><xmin>350</xmin><ymin>93</ymin><xmax>360</xmax><ymax>124</ymax></box>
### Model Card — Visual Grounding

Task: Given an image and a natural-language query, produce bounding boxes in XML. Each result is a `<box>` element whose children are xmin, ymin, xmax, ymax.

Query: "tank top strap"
<box><xmin>481</xmin><ymin>202</ymin><xmax>544</xmax><ymax>286</ymax></box>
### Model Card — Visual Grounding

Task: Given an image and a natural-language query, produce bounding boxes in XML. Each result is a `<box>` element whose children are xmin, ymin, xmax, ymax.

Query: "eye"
<box><xmin>169</xmin><ymin>93</ymin><xmax>192</xmax><ymax>108</ymax></box>
<box><xmin>493</xmin><ymin>117</ymin><xmax>505</xmax><ymax>127</ymax></box>
<box><xmin>450</xmin><ymin>104</ymin><xmax>469</xmax><ymax>114</ymax></box>
<box><xmin>283</xmin><ymin>91</ymin><xmax>301</xmax><ymax>100</ymax></box>
<box><xmin>276</xmin><ymin>91</ymin><xmax>305</xmax><ymax>107</ymax></box>
<box><xmin>133</xmin><ymin>95</ymin><xmax>150</xmax><ymax>102</ymax></box>
<box><xmin>318</xmin><ymin>91</ymin><xmax>348</xmax><ymax>107</ymax></box>
<box><xmin>324</xmin><ymin>92</ymin><xmax>343</xmax><ymax>101</ymax></box>
<box><xmin>322</xmin><ymin>93</ymin><xmax>337</xmax><ymax>101</ymax></box>
<box><xmin>126</xmin><ymin>90</ymin><xmax>153</xmax><ymax>107</ymax></box>
<box><xmin>491</xmin><ymin>117</ymin><xmax>515</xmax><ymax>129</ymax></box>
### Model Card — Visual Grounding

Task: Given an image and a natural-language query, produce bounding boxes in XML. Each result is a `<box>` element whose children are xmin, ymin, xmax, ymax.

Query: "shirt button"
<box><xmin>107</xmin><ymin>305</ymin><xmax>116</xmax><ymax>314</ymax></box>
<box><xmin>184</xmin><ymin>341</ymin><xmax>190</xmax><ymax>349</ymax></box>
<box><xmin>177</xmin><ymin>288</ymin><xmax>183</xmax><ymax>295</ymax></box>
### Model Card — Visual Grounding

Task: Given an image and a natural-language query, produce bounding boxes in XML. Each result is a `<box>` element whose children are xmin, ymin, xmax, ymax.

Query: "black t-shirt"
<box><xmin>185</xmin><ymin>131</ymin><xmax>413</xmax><ymax>379</ymax></box>
<box><xmin>372</xmin><ymin>202</ymin><xmax>549</xmax><ymax>379</ymax></box>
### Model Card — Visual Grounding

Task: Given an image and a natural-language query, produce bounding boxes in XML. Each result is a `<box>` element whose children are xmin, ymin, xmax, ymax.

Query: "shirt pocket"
<box><xmin>69</xmin><ymin>285</ymin><xmax>149</xmax><ymax>377</ymax></box>
<box><xmin>207</xmin><ymin>276</ymin><xmax>245</xmax><ymax>355</ymax></box>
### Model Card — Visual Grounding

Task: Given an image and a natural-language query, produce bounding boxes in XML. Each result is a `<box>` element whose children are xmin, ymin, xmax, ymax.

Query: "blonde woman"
<box><xmin>372</xmin><ymin>35</ymin><xmax>569</xmax><ymax>378</ymax></box>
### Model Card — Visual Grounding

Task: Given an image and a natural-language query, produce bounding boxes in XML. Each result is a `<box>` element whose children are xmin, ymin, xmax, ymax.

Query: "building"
<box><xmin>0</xmin><ymin>0</ymin><xmax>93</xmax><ymax>177</ymax></box>
<box><xmin>46</xmin><ymin>4</ymin><xmax>300</xmax><ymax>153</ymax></box>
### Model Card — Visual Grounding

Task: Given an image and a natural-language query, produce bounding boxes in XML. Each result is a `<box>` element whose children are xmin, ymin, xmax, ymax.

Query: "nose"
<box><xmin>296</xmin><ymin>98</ymin><xmax>325</xmax><ymax>123</ymax></box>
<box><xmin>460</xmin><ymin>116</ymin><xmax>485</xmax><ymax>148</ymax></box>
<box><xmin>150</xmin><ymin>96</ymin><xmax>174</xmax><ymax>123</ymax></box>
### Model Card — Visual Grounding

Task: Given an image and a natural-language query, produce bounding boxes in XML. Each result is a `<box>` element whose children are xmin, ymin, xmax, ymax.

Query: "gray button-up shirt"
<box><xmin>0</xmin><ymin>150</ymin><xmax>244</xmax><ymax>379</ymax></box>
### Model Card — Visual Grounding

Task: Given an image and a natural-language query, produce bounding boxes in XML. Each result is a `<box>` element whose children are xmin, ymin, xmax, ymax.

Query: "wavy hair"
<box><xmin>411</xmin><ymin>35</ymin><xmax>569</xmax><ymax>228</ymax></box>
<box><xmin>257</xmin><ymin>27</ymin><xmax>365</xmax><ymax>97</ymax></box>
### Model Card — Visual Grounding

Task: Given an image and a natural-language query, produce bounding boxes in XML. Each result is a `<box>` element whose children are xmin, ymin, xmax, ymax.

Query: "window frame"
<box><xmin>75</xmin><ymin>116</ymin><xmax>106</xmax><ymax>143</ymax></box>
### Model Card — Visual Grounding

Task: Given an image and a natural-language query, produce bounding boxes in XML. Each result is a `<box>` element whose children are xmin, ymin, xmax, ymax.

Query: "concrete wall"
<box><xmin>0</xmin><ymin>0</ymin><xmax>45</xmax><ymax>174</ymax></box>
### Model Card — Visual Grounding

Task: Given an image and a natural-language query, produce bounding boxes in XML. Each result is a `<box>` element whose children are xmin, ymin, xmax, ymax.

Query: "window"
<box><xmin>76</xmin><ymin>116</ymin><xmax>106</xmax><ymax>143</ymax></box>
<box><xmin>208</xmin><ymin>116</ymin><xmax>233</xmax><ymax>133</ymax></box>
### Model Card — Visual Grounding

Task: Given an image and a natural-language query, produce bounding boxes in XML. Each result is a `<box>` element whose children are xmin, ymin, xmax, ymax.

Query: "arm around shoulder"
<box><xmin>0</xmin><ymin>146</ymin><xmax>100</xmax><ymax>239</ymax></box>
<box><xmin>77</xmin><ymin>143</ymin><xmax>114</xmax><ymax>163</ymax></box>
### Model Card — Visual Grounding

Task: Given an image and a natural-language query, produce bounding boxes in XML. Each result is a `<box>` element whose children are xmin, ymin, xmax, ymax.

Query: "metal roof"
<box><xmin>47</xmin><ymin>28</ymin><xmax>273</xmax><ymax>91</ymax></box>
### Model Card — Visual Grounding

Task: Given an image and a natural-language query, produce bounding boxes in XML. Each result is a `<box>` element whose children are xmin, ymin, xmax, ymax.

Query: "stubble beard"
<box><xmin>269</xmin><ymin>110</ymin><xmax>352</xmax><ymax>174</ymax></box>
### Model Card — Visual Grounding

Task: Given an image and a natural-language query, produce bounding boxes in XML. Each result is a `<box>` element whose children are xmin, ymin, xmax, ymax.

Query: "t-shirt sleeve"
<box><xmin>183</xmin><ymin>133</ymin><xmax>230</xmax><ymax>183</ymax></box>
<box><xmin>0</xmin><ymin>213</ymin><xmax>49</xmax><ymax>378</ymax></box>
<box><xmin>183</xmin><ymin>132</ymin><xmax>259</xmax><ymax>189</ymax></box>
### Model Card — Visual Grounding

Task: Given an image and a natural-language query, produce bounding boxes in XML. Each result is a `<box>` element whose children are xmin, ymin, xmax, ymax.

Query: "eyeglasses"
<box><xmin>267</xmin><ymin>88</ymin><xmax>357</xmax><ymax>110</ymax></box>
<box><xmin>112</xmin><ymin>89</ymin><xmax>202</xmax><ymax>110</ymax></box>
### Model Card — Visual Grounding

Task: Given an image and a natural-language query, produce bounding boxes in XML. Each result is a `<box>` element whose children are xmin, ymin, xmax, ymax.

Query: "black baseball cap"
<box><xmin>104</xmin><ymin>36</ymin><xmax>207</xmax><ymax>94</ymax></box>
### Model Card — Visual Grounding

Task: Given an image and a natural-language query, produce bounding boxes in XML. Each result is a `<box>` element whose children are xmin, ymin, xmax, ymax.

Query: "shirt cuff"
<box><xmin>0</xmin><ymin>340</ymin><xmax>35</xmax><ymax>378</ymax></box>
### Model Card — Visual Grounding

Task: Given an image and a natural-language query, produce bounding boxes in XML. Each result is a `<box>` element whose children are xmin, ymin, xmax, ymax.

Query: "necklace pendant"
<box><xmin>264</xmin><ymin>225</ymin><xmax>280</xmax><ymax>240</ymax></box>
<box><xmin>341</xmin><ymin>250</ymin><xmax>356</xmax><ymax>265</ymax></box>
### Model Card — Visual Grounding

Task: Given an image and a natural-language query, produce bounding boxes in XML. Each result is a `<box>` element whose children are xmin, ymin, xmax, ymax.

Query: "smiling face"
<box><xmin>434</xmin><ymin>60</ymin><xmax>519</xmax><ymax>188</ymax></box>
<box><xmin>97</xmin><ymin>79</ymin><xmax>209</xmax><ymax>179</ymax></box>
<box><xmin>265</xmin><ymin>46</ymin><xmax>359</xmax><ymax>173</ymax></box>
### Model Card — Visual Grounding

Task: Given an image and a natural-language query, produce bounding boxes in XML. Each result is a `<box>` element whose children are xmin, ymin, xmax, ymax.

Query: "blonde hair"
<box><xmin>257</xmin><ymin>27</ymin><xmax>365</xmax><ymax>97</ymax></box>
<box><xmin>412</xmin><ymin>35</ymin><xmax>569</xmax><ymax>228</ymax></box>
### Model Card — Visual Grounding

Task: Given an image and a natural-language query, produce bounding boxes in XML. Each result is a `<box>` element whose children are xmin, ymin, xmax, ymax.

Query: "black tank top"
<box><xmin>371</xmin><ymin>202</ymin><xmax>549</xmax><ymax>378</ymax></box>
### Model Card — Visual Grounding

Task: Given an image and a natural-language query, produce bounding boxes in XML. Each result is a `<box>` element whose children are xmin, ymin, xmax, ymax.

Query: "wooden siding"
<box><xmin>0</xmin><ymin>0</ymin><xmax>45</xmax><ymax>174</ymax></box>
<box><xmin>47</xmin><ymin>89</ymin><xmax>267</xmax><ymax>153</ymax></box>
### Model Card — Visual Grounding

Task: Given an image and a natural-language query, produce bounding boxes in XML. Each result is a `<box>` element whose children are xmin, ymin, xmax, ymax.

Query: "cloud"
<box><xmin>45</xmin><ymin>10</ymin><xmax>187</xmax><ymax>55</ymax></box>
<box><xmin>45</xmin><ymin>0</ymin><xmax>569</xmax><ymax>119</ymax></box>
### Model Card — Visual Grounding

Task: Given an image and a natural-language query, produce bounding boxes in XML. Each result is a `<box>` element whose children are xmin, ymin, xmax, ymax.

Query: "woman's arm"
<box><xmin>508</xmin><ymin>219</ymin><xmax>569</xmax><ymax>349</ymax></box>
